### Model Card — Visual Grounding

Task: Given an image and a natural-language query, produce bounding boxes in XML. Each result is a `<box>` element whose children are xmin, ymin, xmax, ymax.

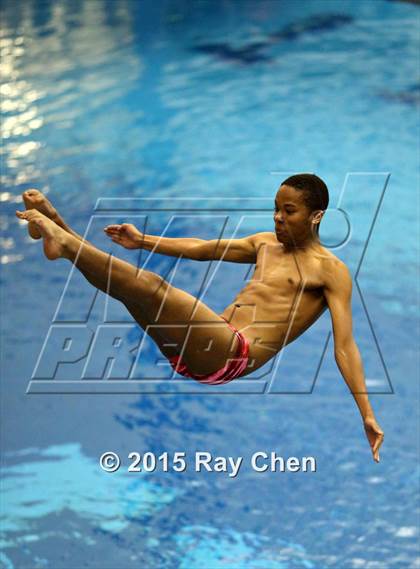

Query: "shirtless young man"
<box><xmin>16</xmin><ymin>173</ymin><xmax>384</xmax><ymax>462</ymax></box>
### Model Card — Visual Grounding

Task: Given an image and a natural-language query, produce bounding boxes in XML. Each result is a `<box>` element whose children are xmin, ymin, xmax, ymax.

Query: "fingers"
<box><xmin>108</xmin><ymin>234</ymin><xmax>125</xmax><ymax>246</ymax></box>
<box><xmin>372</xmin><ymin>441</ymin><xmax>379</xmax><ymax>462</ymax></box>
<box><xmin>103</xmin><ymin>226</ymin><xmax>125</xmax><ymax>247</ymax></box>
<box><xmin>372</xmin><ymin>432</ymin><xmax>384</xmax><ymax>463</ymax></box>
<box><xmin>364</xmin><ymin>418</ymin><xmax>384</xmax><ymax>463</ymax></box>
<box><xmin>104</xmin><ymin>225</ymin><xmax>121</xmax><ymax>234</ymax></box>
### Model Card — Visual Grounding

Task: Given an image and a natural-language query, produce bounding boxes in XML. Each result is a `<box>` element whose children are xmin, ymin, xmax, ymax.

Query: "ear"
<box><xmin>311</xmin><ymin>210</ymin><xmax>324</xmax><ymax>225</ymax></box>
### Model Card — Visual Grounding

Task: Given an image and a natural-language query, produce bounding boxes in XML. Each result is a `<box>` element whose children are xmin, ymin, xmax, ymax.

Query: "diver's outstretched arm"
<box><xmin>104</xmin><ymin>223</ymin><xmax>262</xmax><ymax>263</ymax></box>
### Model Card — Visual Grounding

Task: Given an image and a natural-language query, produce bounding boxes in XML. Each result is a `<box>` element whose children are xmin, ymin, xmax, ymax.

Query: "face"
<box><xmin>273</xmin><ymin>185</ymin><xmax>319</xmax><ymax>245</ymax></box>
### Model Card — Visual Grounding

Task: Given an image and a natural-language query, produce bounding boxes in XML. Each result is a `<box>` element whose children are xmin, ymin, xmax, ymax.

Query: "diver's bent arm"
<box><xmin>334</xmin><ymin>339</ymin><xmax>374</xmax><ymax>420</ymax></box>
<box><xmin>324</xmin><ymin>261</ymin><xmax>384</xmax><ymax>462</ymax></box>
<box><xmin>324</xmin><ymin>260</ymin><xmax>376</xmax><ymax>420</ymax></box>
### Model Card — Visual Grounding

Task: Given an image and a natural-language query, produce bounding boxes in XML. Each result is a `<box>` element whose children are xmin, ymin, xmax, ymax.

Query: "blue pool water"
<box><xmin>1</xmin><ymin>0</ymin><xmax>419</xmax><ymax>567</ymax></box>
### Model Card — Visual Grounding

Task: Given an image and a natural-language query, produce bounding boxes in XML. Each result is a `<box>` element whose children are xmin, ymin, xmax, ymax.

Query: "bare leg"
<box><xmin>16</xmin><ymin>209</ymin><xmax>239</xmax><ymax>375</ymax></box>
<box><xmin>21</xmin><ymin>190</ymin><xmax>179</xmax><ymax>359</ymax></box>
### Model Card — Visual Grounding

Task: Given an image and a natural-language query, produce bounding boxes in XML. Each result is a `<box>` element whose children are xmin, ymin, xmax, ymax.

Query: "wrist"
<box><xmin>355</xmin><ymin>396</ymin><xmax>374</xmax><ymax>421</ymax></box>
<box><xmin>362</xmin><ymin>410</ymin><xmax>375</xmax><ymax>421</ymax></box>
<box><xmin>141</xmin><ymin>233</ymin><xmax>154</xmax><ymax>250</ymax></box>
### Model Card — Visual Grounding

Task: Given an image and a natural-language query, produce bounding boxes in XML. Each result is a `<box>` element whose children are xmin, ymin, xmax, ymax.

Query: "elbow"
<box><xmin>334</xmin><ymin>346</ymin><xmax>348</xmax><ymax>360</ymax></box>
<box><xmin>190</xmin><ymin>240</ymin><xmax>209</xmax><ymax>261</ymax></box>
<box><xmin>334</xmin><ymin>339</ymin><xmax>356</xmax><ymax>361</ymax></box>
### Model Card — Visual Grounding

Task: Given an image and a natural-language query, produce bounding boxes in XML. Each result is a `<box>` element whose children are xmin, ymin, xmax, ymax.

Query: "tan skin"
<box><xmin>16</xmin><ymin>185</ymin><xmax>384</xmax><ymax>462</ymax></box>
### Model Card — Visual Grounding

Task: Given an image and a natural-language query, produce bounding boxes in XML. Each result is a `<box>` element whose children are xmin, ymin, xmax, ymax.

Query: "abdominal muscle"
<box><xmin>219</xmin><ymin>288</ymin><xmax>327</xmax><ymax>374</ymax></box>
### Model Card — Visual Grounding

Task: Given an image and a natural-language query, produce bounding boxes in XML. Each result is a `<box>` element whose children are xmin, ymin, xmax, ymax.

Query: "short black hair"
<box><xmin>280</xmin><ymin>173</ymin><xmax>329</xmax><ymax>234</ymax></box>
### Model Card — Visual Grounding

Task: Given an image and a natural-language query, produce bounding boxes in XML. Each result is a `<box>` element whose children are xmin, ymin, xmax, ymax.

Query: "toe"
<box><xmin>24</xmin><ymin>209</ymin><xmax>39</xmax><ymax>220</ymax></box>
<box><xmin>22</xmin><ymin>189</ymin><xmax>41</xmax><ymax>205</ymax></box>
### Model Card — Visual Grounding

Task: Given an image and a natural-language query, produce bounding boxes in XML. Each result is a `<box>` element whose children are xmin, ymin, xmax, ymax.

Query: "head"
<box><xmin>273</xmin><ymin>173</ymin><xmax>329</xmax><ymax>248</ymax></box>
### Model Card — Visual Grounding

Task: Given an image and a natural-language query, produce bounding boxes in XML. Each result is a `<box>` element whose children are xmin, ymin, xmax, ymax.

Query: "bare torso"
<box><xmin>219</xmin><ymin>232</ymin><xmax>336</xmax><ymax>373</ymax></box>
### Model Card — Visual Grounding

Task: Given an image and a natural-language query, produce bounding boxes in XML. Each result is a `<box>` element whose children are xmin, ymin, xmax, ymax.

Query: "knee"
<box><xmin>138</xmin><ymin>270</ymin><xmax>168</xmax><ymax>298</ymax></box>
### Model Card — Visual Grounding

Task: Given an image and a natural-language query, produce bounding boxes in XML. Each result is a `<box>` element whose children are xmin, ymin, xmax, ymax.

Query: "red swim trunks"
<box><xmin>168</xmin><ymin>317</ymin><xmax>250</xmax><ymax>385</ymax></box>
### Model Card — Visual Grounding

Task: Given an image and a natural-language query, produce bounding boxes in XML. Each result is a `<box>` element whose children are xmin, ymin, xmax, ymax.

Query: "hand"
<box><xmin>104</xmin><ymin>223</ymin><xmax>143</xmax><ymax>249</ymax></box>
<box><xmin>363</xmin><ymin>416</ymin><xmax>384</xmax><ymax>462</ymax></box>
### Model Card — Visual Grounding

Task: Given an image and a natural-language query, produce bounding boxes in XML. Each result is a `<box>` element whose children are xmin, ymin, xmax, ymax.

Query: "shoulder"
<box><xmin>319</xmin><ymin>249</ymin><xmax>351</xmax><ymax>291</ymax></box>
<box><xmin>250</xmin><ymin>231</ymin><xmax>277</xmax><ymax>247</ymax></box>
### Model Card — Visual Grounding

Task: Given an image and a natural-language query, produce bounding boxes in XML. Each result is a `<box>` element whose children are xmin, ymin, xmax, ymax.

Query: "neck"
<box><xmin>282</xmin><ymin>233</ymin><xmax>320</xmax><ymax>253</ymax></box>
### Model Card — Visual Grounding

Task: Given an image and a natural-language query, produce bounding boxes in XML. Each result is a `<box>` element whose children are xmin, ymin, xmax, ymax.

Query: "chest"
<box><xmin>252</xmin><ymin>243</ymin><xmax>324</xmax><ymax>292</ymax></box>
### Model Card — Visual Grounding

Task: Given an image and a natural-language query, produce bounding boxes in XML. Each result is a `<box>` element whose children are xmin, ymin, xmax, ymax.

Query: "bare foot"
<box><xmin>16</xmin><ymin>210</ymin><xmax>68</xmax><ymax>260</ymax></box>
<box><xmin>22</xmin><ymin>189</ymin><xmax>60</xmax><ymax>240</ymax></box>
